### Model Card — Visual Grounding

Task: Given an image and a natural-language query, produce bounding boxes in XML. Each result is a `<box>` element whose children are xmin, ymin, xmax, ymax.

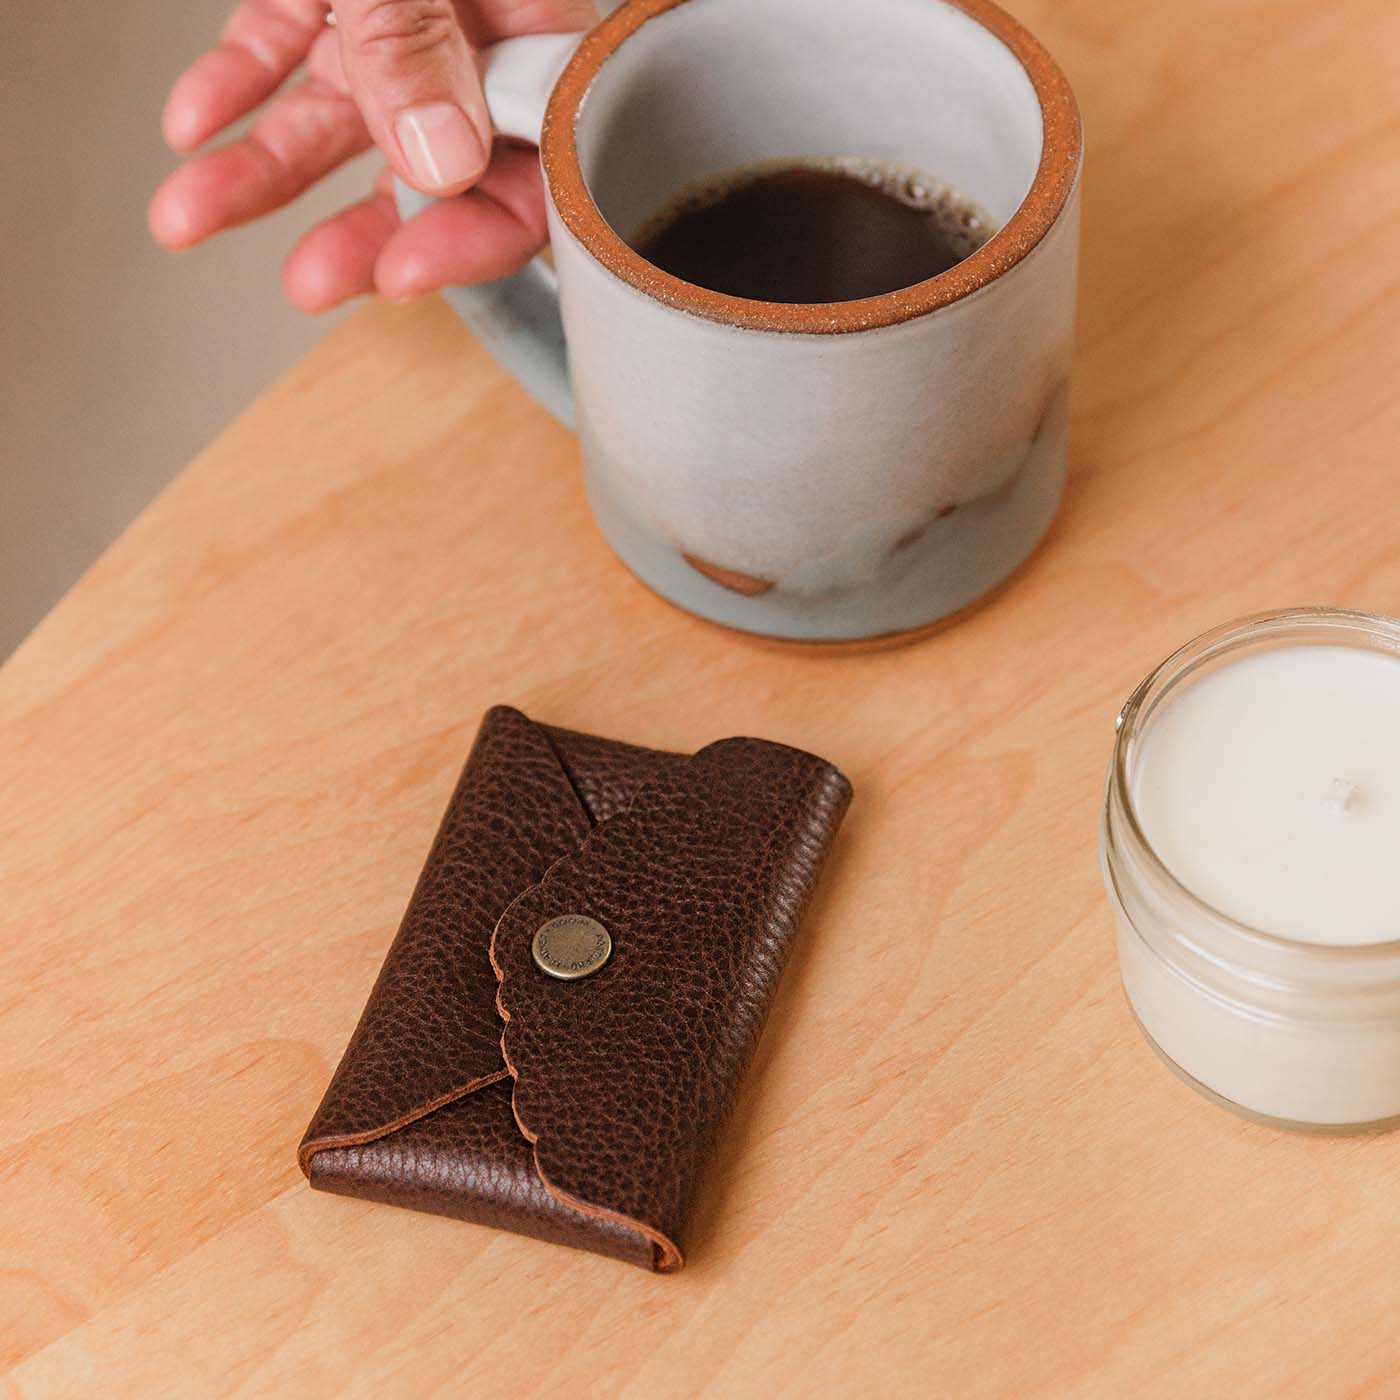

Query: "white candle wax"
<box><xmin>1132</xmin><ymin>644</ymin><xmax>1400</xmax><ymax>945</ymax></box>
<box><xmin>1105</xmin><ymin>619</ymin><xmax>1400</xmax><ymax>1129</ymax></box>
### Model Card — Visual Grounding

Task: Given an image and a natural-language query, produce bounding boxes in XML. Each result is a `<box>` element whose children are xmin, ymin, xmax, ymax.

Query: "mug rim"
<box><xmin>540</xmin><ymin>0</ymin><xmax>1082</xmax><ymax>334</ymax></box>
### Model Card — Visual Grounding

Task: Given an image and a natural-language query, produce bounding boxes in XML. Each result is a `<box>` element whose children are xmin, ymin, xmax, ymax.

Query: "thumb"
<box><xmin>333</xmin><ymin>0</ymin><xmax>492</xmax><ymax>197</ymax></box>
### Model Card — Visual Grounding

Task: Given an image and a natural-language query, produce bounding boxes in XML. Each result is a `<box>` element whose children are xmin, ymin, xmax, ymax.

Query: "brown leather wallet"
<box><xmin>299</xmin><ymin>705</ymin><xmax>851</xmax><ymax>1271</ymax></box>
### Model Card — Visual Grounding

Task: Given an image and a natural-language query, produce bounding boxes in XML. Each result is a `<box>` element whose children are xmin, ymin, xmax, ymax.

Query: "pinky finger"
<box><xmin>281</xmin><ymin>186</ymin><xmax>400</xmax><ymax>312</ymax></box>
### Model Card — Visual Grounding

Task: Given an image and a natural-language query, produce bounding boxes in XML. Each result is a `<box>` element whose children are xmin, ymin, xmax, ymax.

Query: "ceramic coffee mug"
<box><xmin>399</xmin><ymin>0</ymin><xmax>1082</xmax><ymax>642</ymax></box>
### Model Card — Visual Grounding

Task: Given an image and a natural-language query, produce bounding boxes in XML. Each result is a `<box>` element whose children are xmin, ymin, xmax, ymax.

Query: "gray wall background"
<box><xmin>1</xmin><ymin>0</ymin><xmax>369</xmax><ymax>656</ymax></box>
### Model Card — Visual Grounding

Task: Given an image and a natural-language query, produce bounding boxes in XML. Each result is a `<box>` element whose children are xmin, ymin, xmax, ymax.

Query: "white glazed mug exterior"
<box><xmin>402</xmin><ymin>0</ymin><xmax>1082</xmax><ymax>642</ymax></box>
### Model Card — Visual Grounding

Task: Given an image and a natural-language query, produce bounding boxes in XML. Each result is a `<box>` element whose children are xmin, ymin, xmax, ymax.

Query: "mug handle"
<box><xmin>394</xmin><ymin>33</ymin><xmax>584</xmax><ymax>428</ymax></box>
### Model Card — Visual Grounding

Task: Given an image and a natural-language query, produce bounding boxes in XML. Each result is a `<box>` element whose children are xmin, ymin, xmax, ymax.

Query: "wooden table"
<box><xmin>7</xmin><ymin>1</ymin><xmax>1400</xmax><ymax>1393</ymax></box>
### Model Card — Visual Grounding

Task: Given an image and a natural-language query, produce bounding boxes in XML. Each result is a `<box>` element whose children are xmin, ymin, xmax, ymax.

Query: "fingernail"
<box><xmin>395</xmin><ymin>104</ymin><xmax>487</xmax><ymax>191</ymax></box>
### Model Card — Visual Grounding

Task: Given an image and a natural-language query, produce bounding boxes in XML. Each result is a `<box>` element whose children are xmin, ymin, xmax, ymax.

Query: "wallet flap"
<box><xmin>491</xmin><ymin>737</ymin><xmax>852</xmax><ymax>1270</ymax></box>
<box><xmin>299</xmin><ymin>706</ymin><xmax>600</xmax><ymax>1169</ymax></box>
<box><xmin>539</xmin><ymin>723</ymin><xmax>690</xmax><ymax>826</ymax></box>
<box><xmin>304</xmin><ymin>1079</ymin><xmax>658</xmax><ymax>1269</ymax></box>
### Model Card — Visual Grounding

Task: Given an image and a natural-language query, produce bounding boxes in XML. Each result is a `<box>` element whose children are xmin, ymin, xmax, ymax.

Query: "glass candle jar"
<box><xmin>1100</xmin><ymin>608</ymin><xmax>1400</xmax><ymax>1131</ymax></box>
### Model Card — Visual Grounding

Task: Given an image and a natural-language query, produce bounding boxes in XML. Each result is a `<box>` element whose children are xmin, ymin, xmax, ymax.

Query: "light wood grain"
<box><xmin>6</xmin><ymin>1</ymin><xmax>1400</xmax><ymax>1394</ymax></box>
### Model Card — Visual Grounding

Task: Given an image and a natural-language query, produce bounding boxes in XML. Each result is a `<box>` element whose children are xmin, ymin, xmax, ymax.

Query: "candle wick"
<box><xmin>1325</xmin><ymin>778</ymin><xmax>1360</xmax><ymax>814</ymax></box>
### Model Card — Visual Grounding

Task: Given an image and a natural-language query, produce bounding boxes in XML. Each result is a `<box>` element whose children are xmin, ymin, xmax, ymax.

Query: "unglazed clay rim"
<box><xmin>540</xmin><ymin>0</ymin><xmax>1083</xmax><ymax>334</ymax></box>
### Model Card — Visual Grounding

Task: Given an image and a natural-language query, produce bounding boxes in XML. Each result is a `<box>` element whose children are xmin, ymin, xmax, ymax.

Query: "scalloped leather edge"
<box><xmin>485</xmin><ymin>801</ymin><xmax>694</xmax><ymax>1273</ymax></box>
<box><xmin>485</xmin><ymin>736</ymin><xmax>823</xmax><ymax>1275</ymax></box>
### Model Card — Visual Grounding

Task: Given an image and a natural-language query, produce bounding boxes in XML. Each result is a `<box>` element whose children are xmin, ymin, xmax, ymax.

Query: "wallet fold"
<box><xmin>299</xmin><ymin>706</ymin><xmax>850</xmax><ymax>1271</ymax></box>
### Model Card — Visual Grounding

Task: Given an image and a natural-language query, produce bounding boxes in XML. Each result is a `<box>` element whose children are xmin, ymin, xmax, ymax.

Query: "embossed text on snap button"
<box><xmin>532</xmin><ymin>914</ymin><xmax>611</xmax><ymax>981</ymax></box>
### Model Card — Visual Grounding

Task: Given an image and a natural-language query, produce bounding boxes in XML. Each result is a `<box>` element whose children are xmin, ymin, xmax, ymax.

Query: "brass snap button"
<box><xmin>532</xmin><ymin>914</ymin><xmax>611</xmax><ymax>981</ymax></box>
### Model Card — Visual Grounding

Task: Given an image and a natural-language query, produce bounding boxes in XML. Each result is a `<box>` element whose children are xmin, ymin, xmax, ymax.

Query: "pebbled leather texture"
<box><xmin>299</xmin><ymin>706</ymin><xmax>851</xmax><ymax>1271</ymax></box>
<box><xmin>309</xmin><ymin>1081</ymin><xmax>653</xmax><ymax>1268</ymax></box>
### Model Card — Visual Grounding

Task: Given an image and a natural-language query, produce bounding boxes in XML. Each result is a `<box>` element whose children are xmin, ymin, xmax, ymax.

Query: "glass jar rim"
<box><xmin>1110</xmin><ymin>605</ymin><xmax>1400</xmax><ymax>964</ymax></box>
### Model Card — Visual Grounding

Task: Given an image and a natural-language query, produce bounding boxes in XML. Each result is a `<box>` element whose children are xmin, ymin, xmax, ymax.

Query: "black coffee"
<box><xmin>633</xmin><ymin>159</ymin><xmax>993</xmax><ymax>304</ymax></box>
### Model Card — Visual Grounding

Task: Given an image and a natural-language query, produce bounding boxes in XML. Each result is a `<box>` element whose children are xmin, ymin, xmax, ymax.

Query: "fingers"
<box><xmin>162</xmin><ymin>0</ymin><xmax>331</xmax><ymax>151</ymax></box>
<box><xmin>149</xmin><ymin>66</ymin><xmax>370</xmax><ymax>249</ymax></box>
<box><xmin>281</xmin><ymin>145</ymin><xmax>547</xmax><ymax>311</ymax></box>
<box><xmin>156</xmin><ymin>0</ymin><xmax>590</xmax><ymax>297</ymax></box>
<box><xmin>283</xmin><ymin>182</ymin><xmax>401</xmax><ymax>309</ymax></box>
<box><xmin>332</xmin><ymin>0</ymin><xmax>492</xmax><ymax>197</ymax></box>
<box><xmin>466</xmin><ymin>0</ymin><xmax>598</xmax><ymax>45</ymax></box>
<box><xmin>373</xmin><ymin>143</ymin><xmax>548</xmax><ymax>298</ymax></box>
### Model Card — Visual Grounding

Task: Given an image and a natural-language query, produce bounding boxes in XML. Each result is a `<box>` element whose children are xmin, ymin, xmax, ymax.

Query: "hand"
<box><xmin>150</xmin><ymin>0</ymin><xmax>595</xmax><ymax>310</ymax></box>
